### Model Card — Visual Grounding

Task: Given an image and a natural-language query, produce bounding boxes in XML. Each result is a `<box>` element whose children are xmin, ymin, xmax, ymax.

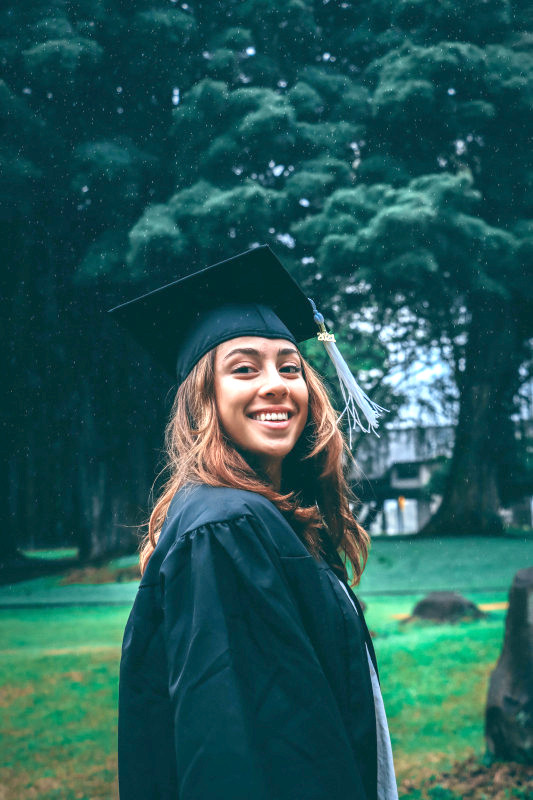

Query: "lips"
<box><xmin>249</xmin><ymin>416</ymin><xmax>291</xmax><ymax>428</ymax></box>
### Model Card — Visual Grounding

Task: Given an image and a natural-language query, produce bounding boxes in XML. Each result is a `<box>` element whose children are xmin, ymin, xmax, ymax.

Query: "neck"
<box><xmin>240</xmin><ymin>450</ymin><xmax>283</xmax><ymax>492</ymax></box>
<box><xmin>262</xmin><ymin>458</ymin><xmax>282</xmax><ymax>492</ymax></box>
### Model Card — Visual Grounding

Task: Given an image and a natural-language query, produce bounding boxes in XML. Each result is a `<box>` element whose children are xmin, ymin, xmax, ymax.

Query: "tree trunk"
<box><xmin>485</xmin><ymin>567</ymin><xmax>533</xmax><ymax>764</ymax></box>
<box><xmin>420</xmin><ymin>295</ymin><xmax>523</xmax><ymax>537</ymax></box>
<box><xmin>76</xmin><ymin>302</ymin><xmax>168</xmax><ymax>563</ymax></box>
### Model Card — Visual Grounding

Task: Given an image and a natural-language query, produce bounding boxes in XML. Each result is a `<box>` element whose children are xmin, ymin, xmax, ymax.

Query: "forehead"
<box><xmin>215</xmin><ymin>336</ymin><xmax>299</xmax><ymax>361</ymax></box>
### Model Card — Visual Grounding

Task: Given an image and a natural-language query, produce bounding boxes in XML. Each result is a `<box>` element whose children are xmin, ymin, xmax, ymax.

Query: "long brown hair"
<box><xmin>140</xmin><ymin>346</ymin><xmax>370</xmax><ymax>586</ymax></box>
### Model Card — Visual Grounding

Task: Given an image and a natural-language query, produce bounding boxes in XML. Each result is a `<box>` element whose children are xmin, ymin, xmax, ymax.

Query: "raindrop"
<box><xmin>299</xmin><ymin>198</ymin><xmax>310</xmax><ymax>207</ymax></box>
<box><xmin>202</xmin><ymin>51</ymin><xmax>212</xmax><ymax>60</ymax></box>
<box><xmin>172</xmin><ymin>87</ymin><xmax>180</xmax><ymax>106</ymax></box>
<box><xmin>232</xmin><ymin>166</ymin><xmax>243</xmax><ymax>175</ymax></box>
<box><xmin>22</xmin><ymin>87</ymin><xmax>32</xmax><ymax>94</ymax></box>
<box><xmin>268</xmin><ymin>160</ymin><xmax>275</xmax><ymax>168</ymax></box>
<box><xmin>277</xmin><ymin>80</ymin><xmax>288</xmax><ymax>88</ymax></box>
<box><xmin>81</xmin><ymin>185</ymin><xmax>89</xmax><ymax>193</ymax></box>
<box><xmin>322</xmin><ymin>52</ymin><xmax>332</xmax><ymax>61</ymax></box>
<box><xmin>314</xmin><ymin>271</ymin><xmax>323</xmax><ymax>279</ymax></box>
<box><xmin>117</xmin><ymin>106</ymin><xmax>124</xmax><ymax>114</ymax></box>
<box><xmin>276</xmin><ymin>232</ymin><xmax>295</xmax><ymax>248</ymax></box>
<box><xmin>245</xmin><ymin>47</ymin><xmax>256</xmax><ymax>56</ymax></box>
<box><xmin>301</xmin><ymin>256</ymin><xmax>315</xmax><ymax>264</ymax></box>
<box><xmin>46</xmin><ymin>91</ymin><xmax>53</xmax><ymax>99</ymax></box>
<box><xmin>116</xmin><ymin>86</ymin><xmax>123</xmax><ymax>94</ymax></box>
<box><xmin>447</xmin><ymin>87</ymin><xmax>456</xmax><ymax>96</ymax></box>
<box><xmin>268</xmin><ymin>227</ymin><xmax>276</xmax><ymax>234</ymax></box>
<box><xmin>272</xmin><ymin>164</ymin><xmax>284</xmax><ymax>177</ymax></box>
<box><xmin>437</xmin><ymin>156</ymin><xmax>447</xmax><ymax>167</ymax></box>
<box><xmin>228</xmin><ymin>228</ymin><xmax>236</xmax><ymax>238</ymax></box>
<box><xmin>239</xmin><ymin>73</ymin><xmax>252</xmax><ymax>84</ymax></box>
<box><xmin>454</xmin><ymin>139</ymin><xmax>466</xmax><ymax>155</ymax></box>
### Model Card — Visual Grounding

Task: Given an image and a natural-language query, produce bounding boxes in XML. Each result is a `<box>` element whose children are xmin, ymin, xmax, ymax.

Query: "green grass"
<box><xmin>0</xmin><ymin>597</ymin><xmax>508</xmax><ymax>799</ymax></box>
<box><xmin>0</xmin><ymin>607</ymin><xmax>126</xmax><ymax>800</ymax></box>
<box><xmin>0</xmin><ymin>536</ymin><xmax>529</xmax><ymax>799</ymax></box>
<box><xmin>22</xmin><ymin>548</ymin><xmax>79</xmax><ymax>560</ymax></box>
<box><xmin>365</xmin><ymin>599</ymin><xmax>506</xmax><ymax>776</ymax></box>
<box><xmin>357</xmin><ymin>535</ymin><xmax>533</xmax><ymax>593</ymax></box>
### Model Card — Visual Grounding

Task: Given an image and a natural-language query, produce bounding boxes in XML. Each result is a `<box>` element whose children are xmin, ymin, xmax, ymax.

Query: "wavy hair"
<box><xmin>140</xmin><ymin>346</ymin><xmax>370</xmax><ymax>586</ymax></box>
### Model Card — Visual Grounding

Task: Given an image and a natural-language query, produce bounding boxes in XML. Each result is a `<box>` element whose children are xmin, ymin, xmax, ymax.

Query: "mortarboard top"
<box><xmin>108</xmin><ymin>245</ymin><xmax>317</xmax><ymax>382</ymax></box>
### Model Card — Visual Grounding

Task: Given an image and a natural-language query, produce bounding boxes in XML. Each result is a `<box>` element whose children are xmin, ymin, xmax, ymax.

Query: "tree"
<box><xmin>291</xmin><ymin>38</ymin><xmax>533</xmax><ymax>534</ymax></box>
<box><xmin>2</xmin><ymin>0</ymin><xmax>531</xmax><ymax>564</ymax></box>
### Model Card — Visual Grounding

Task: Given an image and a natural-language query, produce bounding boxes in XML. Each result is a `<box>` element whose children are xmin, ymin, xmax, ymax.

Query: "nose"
<box><xmin>259</xmin><ymin>362</ymin><xmax>289</xmax><ymax>398</ymax></box>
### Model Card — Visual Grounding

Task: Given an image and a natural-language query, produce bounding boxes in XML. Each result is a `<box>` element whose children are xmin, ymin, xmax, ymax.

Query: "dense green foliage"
<box><xmin>3</xmin><ymin>0</ymin><xmax>532</xmax><ymax>555</ymax></box>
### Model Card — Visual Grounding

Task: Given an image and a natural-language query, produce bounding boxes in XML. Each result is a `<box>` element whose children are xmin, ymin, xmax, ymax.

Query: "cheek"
<box><xmin>215</xmin><ymin>378</ymin><xmax>247</xmax><ymax>424</ymax></box>
<box><xmin>214</xmin><ymin>379</ymin><xmax>230</xmax><ymax>426</ymax></box>
<box><xmin>299</xmin><ymin>384</ymin><xmax>309</xmax><ymax>417</ymax></box>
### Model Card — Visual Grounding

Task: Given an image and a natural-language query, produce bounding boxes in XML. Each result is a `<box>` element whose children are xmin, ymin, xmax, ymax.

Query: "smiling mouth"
<box><xmin>249</xmin><ymin>412</ymin><xmax>291</xmax><ymax>422</ymax></box>
<box><xmin>249</xmin><ymin>417</ymin><xmax>291</xmax><ymax>427</ymax></box>
<box><xmin>247</xmin><ymin>412</ymin><xmax>293</xmax><ymax>427</ymax></box>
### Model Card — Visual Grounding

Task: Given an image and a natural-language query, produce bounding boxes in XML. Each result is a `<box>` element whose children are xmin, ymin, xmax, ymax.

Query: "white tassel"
<box><xmin>308</xmin><ymin>298</ymin><xmax>388</xmax><ymax>445</ymax></box>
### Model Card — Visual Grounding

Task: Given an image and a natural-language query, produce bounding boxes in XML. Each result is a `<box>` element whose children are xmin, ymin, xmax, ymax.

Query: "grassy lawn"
<box><xmin>0</xmin><ymin>536</ymin><xmax>530</xmax><ymax>799</ymax></box>
<box><xmin>0</xmin><ymin>607</ymin><xmax>125</xmax><ymax>800</ymax></box>
<box><xmin>368</xmin><ymin>600</ymin><xmax>507</xmax><ymax>779</ymax></box>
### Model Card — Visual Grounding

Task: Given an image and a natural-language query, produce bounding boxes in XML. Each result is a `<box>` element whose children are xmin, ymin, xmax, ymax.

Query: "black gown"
<box><xmin>118</xmin><ymin>484</ymin><xmax>379</xmax><ymax>800</ymax></box>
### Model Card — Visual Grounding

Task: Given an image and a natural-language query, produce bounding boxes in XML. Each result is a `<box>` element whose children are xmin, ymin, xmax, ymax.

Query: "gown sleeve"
<box><xmin>160</xmin><ymin>511</ymin><xmax>369</xmax><ymax>800</ymax></box>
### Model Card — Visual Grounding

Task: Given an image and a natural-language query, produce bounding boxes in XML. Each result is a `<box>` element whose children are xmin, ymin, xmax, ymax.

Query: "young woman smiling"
<box><xmin>111</xmin><ymin>246</ymin><xmax>398</xmax><ymax>800</ymax></box>
<box><xmin>214</xmin><ymin>336</ymin><xmax>309</xmax><ymax>491</ymax></box>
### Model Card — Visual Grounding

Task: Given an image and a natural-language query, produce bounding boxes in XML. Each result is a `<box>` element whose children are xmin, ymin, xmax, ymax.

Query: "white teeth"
<box><xmin>252</xmin><ymin>412</ymin><xmax>289</xmax><ymax>421</ymax></box>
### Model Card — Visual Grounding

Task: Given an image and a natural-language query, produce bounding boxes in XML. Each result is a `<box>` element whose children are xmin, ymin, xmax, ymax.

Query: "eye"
<box><xmin>281</xmin><ymin>364</ymin><xmax>302</xmax><ymax>374</ymax></box>
<box><xmin>232</xmin><ymin>365</ymin><xmax>256</xmax><ymax>374</ymax></box>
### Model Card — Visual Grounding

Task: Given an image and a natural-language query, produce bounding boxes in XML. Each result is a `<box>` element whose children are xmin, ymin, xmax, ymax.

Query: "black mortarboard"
<box><xmin>108</xmin><ymin>244</ymin><xmax>387</xmax><ymax>437</ymax></box>
<box><xmin>108</xmin><ymin>246</ymin><xmax>316</xmax><ymax>383</ymax></box>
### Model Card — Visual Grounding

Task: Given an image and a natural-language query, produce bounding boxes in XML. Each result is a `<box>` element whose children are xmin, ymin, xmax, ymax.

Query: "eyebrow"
<box><xmin>222</xmin><ymin>346</ymin><xmax>300</xmax><ymax>362</ymax></box>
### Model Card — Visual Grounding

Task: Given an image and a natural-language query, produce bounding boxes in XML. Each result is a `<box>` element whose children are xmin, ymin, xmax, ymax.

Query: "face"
<box><xmin>214</xmin><ymin>336</ymin><xmax>309</xmax><ymax>480</ymax></box>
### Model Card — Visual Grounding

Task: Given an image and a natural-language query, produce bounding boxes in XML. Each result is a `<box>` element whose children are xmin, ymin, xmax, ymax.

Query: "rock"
<box><xmin>407</xmin><ymin>591</ymin><xmax>486</xmax><ymax>623</ymax></box>
<box><xmin>485</xmin><ymin>567</ymin><xmax>533</xmax><ymax>764</ymax></box>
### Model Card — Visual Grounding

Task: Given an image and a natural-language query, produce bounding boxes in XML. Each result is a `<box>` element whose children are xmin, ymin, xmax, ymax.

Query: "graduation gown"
<box><xmin>118</xmin><ymin>484</ymin><xmax>380</xmax><ymax>800</ymax></box>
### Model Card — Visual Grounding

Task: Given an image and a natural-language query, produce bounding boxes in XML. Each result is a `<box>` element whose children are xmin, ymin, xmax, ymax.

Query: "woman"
<box><xmin>111</xmin><ymin>246</ymin><xmax>397</xmax><ymax>800</ymax></box>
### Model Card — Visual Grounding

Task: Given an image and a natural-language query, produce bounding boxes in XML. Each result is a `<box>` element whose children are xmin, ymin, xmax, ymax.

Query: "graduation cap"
<box><xmin>108</xmin><ymin>245</ymin><xmax>387</xmax><ymax>438</ymax></box>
